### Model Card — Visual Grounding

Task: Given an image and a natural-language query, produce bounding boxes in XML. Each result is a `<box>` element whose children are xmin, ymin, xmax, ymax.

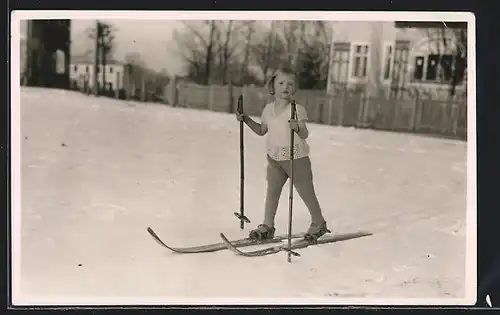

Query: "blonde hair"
<box><xmin>266</xmin><ymin>67</ymin><xmax>297</xmax><ymax>95</ymax></box>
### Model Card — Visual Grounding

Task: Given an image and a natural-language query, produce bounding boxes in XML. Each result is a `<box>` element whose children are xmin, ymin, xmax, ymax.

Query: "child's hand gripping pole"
<box><xmin>286</xmin><ymin>100</ymin><xmax>300</xmax><ymax>262</ymax></box>
<box><xmin>234</xmin><ymin>95</ymin><xmax>251</xmax><ymax>229</ymax></box>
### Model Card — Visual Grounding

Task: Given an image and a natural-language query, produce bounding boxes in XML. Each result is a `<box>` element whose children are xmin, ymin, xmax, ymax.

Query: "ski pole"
<box><xmin>234</xmin><ymin>95</ymin><xmax>250</xmax><ymax>229</ymax></box>
<box><xmin>287</xmin><ymin>100</ymin><xmax>297</xmax><ymax>262</ymax></box>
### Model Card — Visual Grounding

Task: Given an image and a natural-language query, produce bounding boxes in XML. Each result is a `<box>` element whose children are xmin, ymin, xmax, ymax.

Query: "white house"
<box><xmin>70</xmin><ymin>55</ymin><xmax>126</xmax><ymax>92</ymax></box>
<box><xmin>327</xmin><ymin>21</ymin><xmax>467</xmax><ymax>97</ymax></box>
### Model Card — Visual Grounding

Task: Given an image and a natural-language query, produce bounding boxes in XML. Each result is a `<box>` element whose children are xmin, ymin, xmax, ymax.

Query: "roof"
<box><xmin>70</xmin><ymin>55</ymin><xmax>124</xmax><ymax>65</ymax></box>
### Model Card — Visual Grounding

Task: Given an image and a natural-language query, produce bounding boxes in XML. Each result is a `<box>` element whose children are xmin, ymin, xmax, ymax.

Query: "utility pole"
<box><xmin>368</xmin><ymin>21</ymin><xmax>384</xmax><ymax>97</ymax></box>
<box><xmin>101</xmin><ymin>24</ymin><xmax>107</xmax><ymax>94</ymax></box>
<box><xmin>326</xmin><ymin>21</ymin><xmax>337</xmax><ymax>95</ymax></box>
<box><xmin>93</xmin><ymin>20</ymin><xmax>101</xmax><ymax>96</ymax></box>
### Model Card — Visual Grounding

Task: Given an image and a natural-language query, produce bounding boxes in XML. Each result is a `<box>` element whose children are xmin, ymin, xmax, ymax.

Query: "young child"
<box><xmin>236</xmin><ymin>67</ymin><xmax>330</xmax><ymax>242</ymax></box>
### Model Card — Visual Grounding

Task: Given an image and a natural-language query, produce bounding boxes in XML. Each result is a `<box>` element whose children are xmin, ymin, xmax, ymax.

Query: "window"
<box><xmin>439</xmin><ymin>55</ymin><xmax>454</xmax><ymax>82</ymax></box>
<box><xmin>412</xmin><ymin>54</ymin><xmax>466</xmax><ymax>84</ymax></box>
<box><xmin>351</xmin><ymin>44</ymin><xmax>369</xmax><ymax>79</ymax></box>
<box><xmin>331</xmin><ymin>51</ymin><xmax>350</xmax><ymax>83</ymax></box>
<box><xmin>330</xmin><ymin>42</ymin><xmax>351</xmax><ymax>85</ymax></box>
<box><xmin>54</xmin><ymin>49</ymin><xmax>66</xmax><ymax>74</ymax></box>
<box><xmin>109</xmin><ymin>66</ymin><xmax>113</xmax><ymax>73</ymax></box>
<box><xmin>85</xmin><ymin>65</ymin><xmax>89</xmax><ymax>72</ymax></box>
<box><xmin>413</xmin><ymin>56</ymin><xmax>425</xmax><ymax>80</ymax></box>
<box><xmin>73</xmin><ymin>65</ymin><xmax>78</xmax><ymax>72</ymax></box>
<box><xmin>382</xmin><ymin>44</ymin><xmax>394</xmax><ymax>81</ymax></box>
<box><xmin>425</xmin><ymin>54</ymin><xmax>439</xmax><ymax>81</ymax></box>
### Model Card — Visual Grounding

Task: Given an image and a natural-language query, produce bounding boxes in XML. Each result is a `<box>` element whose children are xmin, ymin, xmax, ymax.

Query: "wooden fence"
<box><xmin>171</xmin><ymin>83</ymin><xmax>467</xmax><ymax>140</ymax></box>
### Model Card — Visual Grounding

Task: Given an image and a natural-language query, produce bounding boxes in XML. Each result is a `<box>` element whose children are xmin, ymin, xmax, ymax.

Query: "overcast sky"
<box><xmin>20</xmin><ymin>19</ymin><xmax>186</xmax><ymax>76</ymax></box>
<box><xmin>70</xmin><ymin>19</ymin><xmax>185</xmax><ymax>75</ymax></box>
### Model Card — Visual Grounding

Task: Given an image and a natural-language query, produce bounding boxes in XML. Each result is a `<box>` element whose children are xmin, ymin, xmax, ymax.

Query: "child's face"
<box><xmin>273</xmin><ymin>72</ymin><xmax>295</xmax><ymax>100</ymax></box>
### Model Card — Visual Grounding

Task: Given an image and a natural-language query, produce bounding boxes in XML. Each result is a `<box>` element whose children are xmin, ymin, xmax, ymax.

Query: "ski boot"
<box><xmin>249</xmin><ymin>224</ymin><xmax>276</xmax><ymax>241</ymax></box>
<box><xmin>304</xmin><ymin>221</ymin><xmax>331</xmax><ymax>243</ymax></box>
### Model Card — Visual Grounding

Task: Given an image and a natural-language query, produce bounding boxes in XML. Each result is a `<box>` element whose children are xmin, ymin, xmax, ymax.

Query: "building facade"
<box><xmin>70</xmin><ymin>55</ymin><xmax>171</xmax><ymax>102</ymax></box>
<box><xmin>20</xmin><ymin>33</ymin><xmax>27</xmax><ymax>81</ymax></box>
<box><xmin>70</xmin><ymin>55</ymin><xmax>126</xmax><ymax>93</ymax></box>
<box><xmin>327</xmin><ymin>21</ymin><xmax>467</xmax><ymax>99</ymax></box>
<box><xmin>23</xmin><ymin>20</ymin><xmax>71</xmax><ymax>89</ymax></box>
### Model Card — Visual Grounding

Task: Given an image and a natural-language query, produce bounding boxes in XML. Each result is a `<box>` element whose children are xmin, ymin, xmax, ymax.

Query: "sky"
<box><xmin>70</xmin><ymin>19</ymin><xmax>185</xmax><ymax>75</ymax></box>
<box><xmin>19</xmin><ymin>19</ymin><xmax>186</xmax><ymax>76</ymax></box>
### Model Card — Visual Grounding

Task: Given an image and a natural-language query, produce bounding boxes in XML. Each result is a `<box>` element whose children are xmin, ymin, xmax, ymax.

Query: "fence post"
<box><xmin>357</xmin><ymin>92</ymin><xmax>367</xmax><ymax>127</ymax></box>
<box><xmin>115</xmin><ymin>71</ymin><xmax>119</xmax><ymax>99</ymax></box>
<box><xmin>417</xmin><ymin>99</ymin><xmax>426</xmax><ymax>133</ymax></box>
<box><xmin>141</xmin><ymin>75</ymin><xmax>146</xmax><ymax>102</ymax></box>
<box><xmin>174</xmin><ymin>82</ymin><xmax>180</xmax><ymax>107</ymax></box>
<box><xmin>440</xmin><ymin>102</ymin><xmax>448</xmax><ymax>134</ymax></box>
<box><xmin>339</xmin><ymin>92</ymin><xmax>346</xmax><ymax>126</ymax></box>
<box><xmin>361</xmin><ymin>92</ymin><xmax>370</xmax><ymax>127</ymax></box>
<box><xmin>451</xmin><ymin>102</ymin><xmax>459</xmax><ymax>136</ymax></box>
<box><xmin>167</xmin><ymin>76</ymin><xmax>176</xmax><ymax>106</ymax></box>
<box><xmin>208</xmin><ymin>85</ymin><xmax>214</xmax><ymax>111</ymax></box>
<box><xmin>228</xmin><ymin>82</ymin><xmax>234</xmax><ymax>113</ymax></box>
<box><xmin>447</xmin><ymin>101</ymin><xmax>455</xmax><ymax>135</ymax></box>
<box><xmin>127</xmin><ymin>65</ymin><xmax>133</xmax><ymax>101</ymax></box>
<box><xmin>391</xmin><ymin>98</ymin><xmax>400</xmax><ymax>130</ymax></box>
<box><xmin>318</xmin><ymin>102</ymin><xmax>324</xmax><ymax>124</ymax></box>
<box><xmin>130</xmin><ymin>80</ymin><xmax>135</xmax><ymax>101</ymax></box>
<box><xmin>409</xmin><ymin>96</ymin><xmax>417</xmax><ymax>131</ymax></box>
<box><xmin>327</xmin><ymin>97</ymin><xmax>333</xmax><ymax>125</ymax></box>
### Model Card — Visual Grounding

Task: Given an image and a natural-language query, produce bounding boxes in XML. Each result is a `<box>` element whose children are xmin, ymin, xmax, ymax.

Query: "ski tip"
<box><xmin>357</xmin><ymin>231</ymin><xmax>373</xmax><ymax>237</ymax></box>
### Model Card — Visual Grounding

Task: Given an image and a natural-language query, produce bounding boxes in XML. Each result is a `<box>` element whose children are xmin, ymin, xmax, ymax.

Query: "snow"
<box><xmin>13</xmin><ymin>87</ymin><xmax>474</xmax><ymax>306</ymax></box>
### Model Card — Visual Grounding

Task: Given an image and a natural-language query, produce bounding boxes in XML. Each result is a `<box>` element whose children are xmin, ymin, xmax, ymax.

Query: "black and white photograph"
<box><xmin>10</xmin><ymin>11</ymin><xmax>476</xmax><ymax>306</ymax></box>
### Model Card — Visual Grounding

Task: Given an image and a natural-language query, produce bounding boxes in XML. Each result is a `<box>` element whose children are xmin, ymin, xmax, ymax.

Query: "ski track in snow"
<box><xmin>17</xmin><ymin>87</ymin><xmax>468</xmax><ymax>304</ymax></box>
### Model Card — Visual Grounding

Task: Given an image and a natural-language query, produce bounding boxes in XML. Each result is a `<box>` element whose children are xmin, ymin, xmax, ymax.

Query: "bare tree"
<box><xmin>250</xmin><ymin>21</ymin><xmax>286</xmax><ymax>83</ymax></box>
<box><xmin>450</xmin><ymin>28</ymin><xmax>467</xmax><ymax>96</ymax></box>
<box><xmin>204</xmin><ymin>21</ymin><xmax>217</xmax><ymax>85</ymax></box>
<box><xmin>86</xmin><ymin>21</ymin><xmax>116</xmax><ymax>93</ymax></box>
<box><xmin>99</xmin><ymin>22</ymin><xmax>116</xmax><ymax>90</ymax></box>
<box><xmin>247</xmin><ymin>21</ymin><xmax>331</xmax><ymax>88</ymax></box>
<box><xmin>216</xmin><ymin>20</ymin><xmax>234</xmax><ymax>85</ymax></box>
<box><xmin>174</xmin><ymin>20</ymin><xmax>334</xmax><ymax>87</ymax></box>
<box><xmin>172</xmin><ymin>21</ymin><xmax>218</xmax><ymax>85</ymax></box>
<box><xmin>421</xmin><ymin>27</ymin><xmax>467</xmax><ymax>97</ymax></box>
<box><xmin>239</xmin><ymin>21</ymin><xmax>255</xmax><ymax>84</ymax></box>
<box><xmin>173</xmin><ymin>20</ymin><xmax>257</xmax><ymax>85</ymax></box>
<box><xmin>277</xmin><ymin>21</ymin><xmax>302</xmax><ymax>68</ymax></box>
<box><xmin>171</xmin><ymin>24</ymin><xmax>205</xmax><ymax>83</ymax></box>
<box><xmin>214</xmin><ymin>21</ymin><xmax>253</xmax><ymax>85</ymax></box>
<box><xmin>295</xmin><ymin>21</ymin><xmax>332</xmax><ymax>89</ymax></box>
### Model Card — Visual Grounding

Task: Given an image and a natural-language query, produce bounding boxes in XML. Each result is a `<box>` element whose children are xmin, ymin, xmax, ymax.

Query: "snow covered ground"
<box><xmin>13</xmin><ymin>87</ymin><xmax>474</xmax><ymax>306</ymax></box>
